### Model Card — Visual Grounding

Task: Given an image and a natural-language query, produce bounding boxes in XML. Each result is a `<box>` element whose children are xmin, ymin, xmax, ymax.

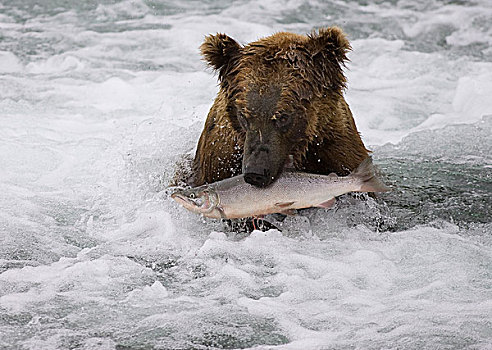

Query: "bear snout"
<box><xmin>244</xmin><ymin>170</ymin><xmax>271</xmax><ymax>188</ymax></box>
<box><xmin>243</xmin><ymin>143</ymin><xmax>278</xmax><ymax>187</ymax></box>
<box><xmin>243</xmin><ymin>149</ymin><xmax>273</xmax><ymax>187</ymax></box>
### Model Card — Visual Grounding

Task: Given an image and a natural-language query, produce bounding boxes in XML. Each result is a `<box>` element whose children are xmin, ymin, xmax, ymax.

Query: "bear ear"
<box><xmin>306</xmin><ymin>27</ymin><xmax>351</xmax><ymax>90</ymax></box>
<box><xmin>200</xmin><ymin>33</ymin><xmax>242</xmax><ymax>81</ymax></box>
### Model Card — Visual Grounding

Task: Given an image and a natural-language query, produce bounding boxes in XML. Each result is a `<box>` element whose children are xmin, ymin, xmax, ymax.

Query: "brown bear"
<box><xmin>190</xmin><ymin>27</ymin><xmax>369</xmax><ymax>188</ymax></box>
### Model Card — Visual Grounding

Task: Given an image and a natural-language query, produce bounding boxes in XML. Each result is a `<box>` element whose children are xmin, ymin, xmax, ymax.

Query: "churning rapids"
<box><xmin>0</xmin><ymin>0</ymin><xmax>491</xmax><ymax>349</ymax></box>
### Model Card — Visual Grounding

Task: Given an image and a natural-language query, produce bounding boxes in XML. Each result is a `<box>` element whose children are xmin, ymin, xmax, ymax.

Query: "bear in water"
<box><xmin>190</xmin><ymin>27</ymin><xmax>369</xmax><ymax>188</ymax></box>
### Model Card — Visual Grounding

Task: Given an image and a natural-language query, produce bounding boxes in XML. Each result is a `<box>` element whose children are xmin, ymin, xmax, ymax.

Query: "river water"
<box><xmin>0</xmin><ymin>0</ymin><xmax>491</xmax><ymax>349</ymax></box>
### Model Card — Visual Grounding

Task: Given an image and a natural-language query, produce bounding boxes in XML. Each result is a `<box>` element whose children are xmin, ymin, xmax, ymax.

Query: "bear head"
<box><xmin>200</xmin><ymin>27</ymin><xmax>351</xmax><ymax>187</ymax></box>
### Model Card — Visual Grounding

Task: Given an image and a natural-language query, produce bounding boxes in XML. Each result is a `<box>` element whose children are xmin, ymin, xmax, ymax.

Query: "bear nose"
<box><xmin>243</xmin><ymin>166</ymin><xmax>272</xmax><ymax>188</ymax></box>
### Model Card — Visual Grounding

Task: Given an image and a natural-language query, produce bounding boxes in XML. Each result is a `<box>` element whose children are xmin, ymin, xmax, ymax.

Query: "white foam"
<box><xmin>26</xmin><ymin>55</ymin><xmax>84</xmax><ymax>74</ymax></box>
<box><xmin>125</xmin><ymin>280</ymin><xmax>169</xmax><ymax>305</ymax></box>
<box><xmin>0</xmin><ymin>51</ymin><xmax>23</xmax><ymax>73</ymax></box>
<box><xmin>453</xmin><ymin>73</ymin><xmax>492</xmax><ymax>120</ymax></box>
<box><xmin>347</xmin><ymin>38</ymin><xmax>492</xmax><ymax>145</ymax></box>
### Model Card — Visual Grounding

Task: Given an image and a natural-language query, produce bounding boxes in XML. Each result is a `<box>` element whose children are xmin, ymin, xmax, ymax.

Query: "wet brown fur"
<box><xmin>191</xmin><ymin>27</ymin><xmax>369</xmax><ymax>186</ymax></box>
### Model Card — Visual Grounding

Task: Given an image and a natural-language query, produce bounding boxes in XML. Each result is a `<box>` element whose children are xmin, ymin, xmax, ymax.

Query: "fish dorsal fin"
<box><xmin>275</xmin><ymin>201</ymin><xmax>295</xmax><ymax>208</ymax></box>
<box><xmin>316</xmin><ymin>198</ymin><xmax>336</xmax><ymax>208</ymax></box>
<box><xmin>281</xmin><ymin>209</ymin><xmax>297</xmax><ymax>216</ymax></box>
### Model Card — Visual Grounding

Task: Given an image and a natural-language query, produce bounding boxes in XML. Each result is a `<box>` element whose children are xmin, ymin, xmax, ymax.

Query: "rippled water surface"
<box><xmin>1</xmin><ymin>0</ymin><xmax>491</xmax><ymax>349</ymax></box>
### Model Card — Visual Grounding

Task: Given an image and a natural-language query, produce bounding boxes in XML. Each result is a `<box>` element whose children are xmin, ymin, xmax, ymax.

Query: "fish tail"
<box><xmin>353</xmin><ymin>157</ymin><xmax>391</xmax><ymax>193</ymax></box>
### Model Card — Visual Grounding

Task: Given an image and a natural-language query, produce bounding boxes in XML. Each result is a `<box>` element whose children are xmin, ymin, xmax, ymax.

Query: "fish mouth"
<box><xmin>170</xmin><ymin>192</ymin><xmax>201</xmax><ymax>214</ymax></box>
<box><xmin>170</xmin><ymin>188</ymin><xmax>218</xmax><ymax>214</ymax></box>
<box><xmin>170</xmin><ymin>192</ymin><xmax>191</xmax><ymax>206</ymax></box>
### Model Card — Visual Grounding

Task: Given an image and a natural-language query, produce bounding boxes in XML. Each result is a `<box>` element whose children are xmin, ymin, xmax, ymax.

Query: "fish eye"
<box><xmin>189</xmin><ymin>192</ymin><xmax>195</xmax><ymax>199</ymax></box>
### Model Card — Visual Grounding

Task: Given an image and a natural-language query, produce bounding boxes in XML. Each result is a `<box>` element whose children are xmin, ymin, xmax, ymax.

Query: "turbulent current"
<box><xmin>0</xmin><ymin>0</ymin><xmax>491</xmax><ymax>349</ymax></box>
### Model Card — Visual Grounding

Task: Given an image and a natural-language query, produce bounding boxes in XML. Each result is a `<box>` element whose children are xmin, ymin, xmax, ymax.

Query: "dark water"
<box><xmin>377</xmin><ymin>118</ymin><xmax>491</xmax><ymax>231</ymax></box>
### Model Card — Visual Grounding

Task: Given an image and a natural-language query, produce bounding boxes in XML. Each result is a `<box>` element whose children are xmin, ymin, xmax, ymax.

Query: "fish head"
<box><xmin>171</xmin><ymin>186</ymin><xmax>220</xmax><ymax>216</ymax></box>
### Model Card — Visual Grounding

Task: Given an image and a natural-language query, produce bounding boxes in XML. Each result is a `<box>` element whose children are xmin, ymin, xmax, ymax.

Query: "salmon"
<box><xmin>171</xmin><ymin>157</ymin><xmax>390</xmax><ymax>219</ymax></box>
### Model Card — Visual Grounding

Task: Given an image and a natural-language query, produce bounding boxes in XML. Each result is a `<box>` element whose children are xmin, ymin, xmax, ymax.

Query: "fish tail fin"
<box><xmin>353</xmin><ymin>157</ymin><xmax>391</xmax><ymax>193</ymax></box>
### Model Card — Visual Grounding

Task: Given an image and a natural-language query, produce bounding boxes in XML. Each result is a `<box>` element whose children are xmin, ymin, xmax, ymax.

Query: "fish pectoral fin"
<box><xmin>216</xmin><ymin>206</ymin><xmax>227</xmax><ymax>219</ymax></box>
<box><xmin>275</xmin><ymin>201</ymin><xmax>295</xmax><ymax>208</ymax></box>
<box><xmin>316</xmin><ymin>198</ymin><xmax>336</xmax><ymax>208</ymax></box>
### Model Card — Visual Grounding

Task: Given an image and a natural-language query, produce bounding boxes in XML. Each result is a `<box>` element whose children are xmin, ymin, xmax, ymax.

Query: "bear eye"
<box><xmin>273</xmin><ymin>114</ymin><xmax>292</xmax><ymax>130</ymax></box>
<box><xmin>237</xmin><ymin>112</ymin><xmax>248</xmax><ymax>129</ymax></box>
